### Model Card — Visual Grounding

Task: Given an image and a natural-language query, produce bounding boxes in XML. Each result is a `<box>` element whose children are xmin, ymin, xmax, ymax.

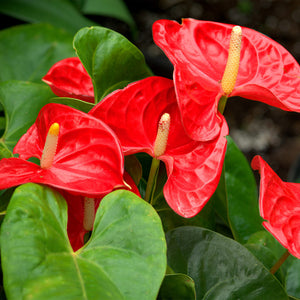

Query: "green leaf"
<box><xmin>245</xmin><ymin>231</ymin><xmax>287</xmax><ymax>282</ymax></box>
<box><xmin>225</xmin><ymin>136</ymin><xmax>263</xmax><ymax>243</ymax></box>
<box><xmin>0</xmin><ymin>141</ymin><xmax>12</xmax><ymax>159</ymax></box>
<box><xmin>156</xmin><ymin>195</ymin><xmax>216</xmax><ymax>233</ymax></box>
<box><xmin>82</xmin><ymin>0</ymin><xmax>136</xmax><ymax>32</ymax></box>
<box><xmin>286</xmin><ymin>258</ymin><xmax>300</xmax><ymax>299</ymax></box>
<box><xmin>210</xmin><ymin>167</ymin><xmax>229</xmax><ymax>226</ymax></box>
<box><xmin>166</xmin><ymin>226</ymin><xmax>288</xmax><ymax>300</ymax></box>
<box><xmin>247</xmin><ymin>231</ymin><xmax>285</xmax><ymax>260</ymax></box>
<box><xmin>157</xmin><ymin>273</ymin><xmax>196</xmax><ymax>300</ymax></box>
<box><xmin>1</xmin><ymin>184</ymin><xmax>167</xmax><ymax>300</ymax></box>
<box><xmin>73</xmin><ymin>26</ymin><xmax>152</xmax><ymax>102</ymax></box>
<box><xmin>0</xmin><ymin>23</ymin><xmax>75</xmax><ymax>83</ymax></box>
<box><xmin>0</xmin><ymin>81</ymin><xmax>54</xmax><ymax>151</ymax></box>
<box><xmin>49</xmin><ymin>97</ymin><xmax>94</xmax><ymax>113</ymax></box>
<box><xmin>0</xmin><ymin>0</ymin><xmax>96</xmax><ymax>35</ymax></box>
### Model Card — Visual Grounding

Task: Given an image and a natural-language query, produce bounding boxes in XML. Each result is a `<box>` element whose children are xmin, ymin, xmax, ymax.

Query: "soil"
<box><xmin>114</xmin><ymin>0</ymin><xmax>300</xmax><ymax>181</ymax></box>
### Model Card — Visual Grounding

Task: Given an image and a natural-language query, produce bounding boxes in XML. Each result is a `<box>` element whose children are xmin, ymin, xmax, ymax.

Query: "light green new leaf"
<box><xmin>1</xmin><ymin>184</ymin><xmax>166</xmax><ymax>300</ymax></box>
<box><xmin>166</xmin><ymin>226</ymin><xmax>288</xmax><ymax>300</ymax></box>
<box><xmin>0</xmin><ymin>81</ymin><xmax>54</xmax><ymax>151</ymax></box>
<box><xmin>73</xmin><ymin>26</ymin><xmax>152</xmax><ymax>102</ymax></box>
<box><xmin>0</xmin><ymin>23</ymin><xmax>75</xmax><ymax>83</ymax></box>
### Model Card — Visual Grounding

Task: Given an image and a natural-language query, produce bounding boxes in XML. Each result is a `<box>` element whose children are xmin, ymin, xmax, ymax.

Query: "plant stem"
<box><xmin>270</xmin><ymin>250</ymin><xmax>290</xmax><ymax>275</ymax></box>
<box><xmin>83</xmin><ymin>197</ymin><xmax>95</xmax><ymax>231</ymax></box>
<box><xmin>218</xmin><ymin>95</ymin><xmax>228</xmax><ymax>115</ymax></box>
<box><xmin>144</xmin><ymin>158</ymin><xmax>160</xmax><ymax>204</ymax></box>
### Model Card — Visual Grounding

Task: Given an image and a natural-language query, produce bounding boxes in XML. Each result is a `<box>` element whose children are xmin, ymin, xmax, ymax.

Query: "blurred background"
<box><xmin>0</xmin><ymin>0</ymin><xmax>299</xmax><ymax>180</ymax></box>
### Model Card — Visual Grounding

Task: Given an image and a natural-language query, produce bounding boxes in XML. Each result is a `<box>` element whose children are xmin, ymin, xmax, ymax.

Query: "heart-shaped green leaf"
<box><xmin>0</xmin><ymin>81</ymin><xmax>54</xmax><ymax>151</ymax></box>
<box><xmin>0</xmin><ymin>23</ymin><xmax>75</xmax><ymax>83</ymax></box>
<box><xmin>225</xmin><ymin>136</ymin><xmax>263</xmax><ymax>243</ymax></box>
<box><xmin>166</xmin><ymin>226</ymin><xmax>288</xmax><ymax>300</ymax></box>
<box><xmin>73</xmin><ymin>26</ymin><xmax>152</xmax><ymax>102</ymax></box>
<box><xmin>1</xmin><ymin>183</ymin><xmax>166</xmax><ymax>299</ymax></box>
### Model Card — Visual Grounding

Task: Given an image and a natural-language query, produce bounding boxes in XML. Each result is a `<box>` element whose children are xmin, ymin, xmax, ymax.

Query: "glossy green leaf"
<box><xmin>225</xmin><ymin>136</ymin><xmax>263</xmax><ymax>243</ymax></box>
<box><xmin>247</xmin><ymin>231</ymin><xmax>285</xmax><ymax>260</ymax></box>
<box><xmin>49</xmin><ymin>97</ymin><xmax>94</xmax><ymax>113</ymax></box>
<box><xmin>0</xmin><ymin>142</ymin><xmax>12</xmax><ymax>159</ymax></box>
<box><xmin>0</xmin><ymin>0</ymin><xmax>96</xmax><ymax>35</ymax></box>
<box><xmin>0</xmin><ymin>81</ymin><xmax>54</xmax><ymax>151</ymax></box>
<box><xmin>166</xmin><ymin>226</ymin><xmax>288</xmax><ymax>300</ymax></box>
<box><xmin>1</xmin><ymin>184</ymin><xmax>166</xmax><ymax>300</ymax></box>
<box><xmin>156</xmin><ymin>195</ymin><xmax>215</xmax><ymax>233</ymax></box>
<box><xmin>73</xmin><ymin>26</ymin><xmax>152</xmax><ymax>101</ymax></box>
<box><xmin>245</xmin><ymin>231</ymin><xmax>287</xmax><ymax>282</ymax></box>
<box><xmin>157</xmin><ymin>273</ymin><xmax>196</xmax><ymax>300</ymax></box>
<box><xmin>210</xmin><ymin>167</ymin><xmax>229</xmax><ymax>226</ymax></box>
<box><xmin>286</xmin><ymin>258</ymin><xmax>300</xmax><ymax>299</ymax></box>
<box><xmin>0</xmin><ymin>23</ymin><xmax>75</xmax><ymax>83</ymax></box>
<box><xmin>82</xmin><ymin>0</ymin><xmax>136</xmax><ymax>32</ymax></box>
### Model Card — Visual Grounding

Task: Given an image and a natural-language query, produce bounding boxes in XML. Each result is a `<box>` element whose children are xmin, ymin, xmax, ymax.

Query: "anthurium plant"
<box><xmin>0</xmin><ymin>19</ymin><xmax>299</xmax><ymax>300</ymax></box>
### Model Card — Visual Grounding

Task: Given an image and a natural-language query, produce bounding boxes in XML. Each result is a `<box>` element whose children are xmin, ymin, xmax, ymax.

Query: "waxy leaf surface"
<box><xmin>166</xmin><ymin>226</ymin><xmax>288</xmax><ymax>300</ymax></box>
<box><xmin>225</xmin><ymin>136</ymin><xmax>263</xmax><ymax>243</ymax></box>
<box><xmin>73</xmin><ymin>26</ymin><xmax>152</xmax><ymax>101</ymax></box>
<box><xmin>153</xmin><ymin>19</ymin><xmax>300</xmax><ymax>141</ymax></box>
<box><xmin>0</xmin><ymin>23</ymin><xmax>75</xmax><ymax>83</ymax></box>
<box><xmin>0</xmin><ymin>81</ymin><xmax>54</xmax><ymax>151</ymax></box>
<box><xmin>1</xmin><ymin>184</ymin><xmax>166</xmax><ymax>300</ymax></box>
<box><xmin>90</xmin><ymin>76</ymin><xmax>228</xmax><ymax>217</ymax></box>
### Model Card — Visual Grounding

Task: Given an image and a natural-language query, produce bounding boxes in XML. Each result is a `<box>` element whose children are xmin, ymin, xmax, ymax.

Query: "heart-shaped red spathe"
<box><xmin>251</xmin><ymin>155</ymin><xmax>300</xmax><ymax>258</ymax></box>
<box><xmin>153</xmin><ymin>19</ymin><xmax>300</xmax><ymax>141</ymax></box>
<box><xmin>42</xmin><ymin>57</ymin><xmax>94</xmax><ymax>103</ymax></box>
<box><xmin>0</xmin><ymin>103</ymin><xmax>125</xmax><ymax>197</ymax></box>
<box><xmin>90</xmin><ymin>76</ymin><xmax>228</xmax><ymax>218</ymax></box>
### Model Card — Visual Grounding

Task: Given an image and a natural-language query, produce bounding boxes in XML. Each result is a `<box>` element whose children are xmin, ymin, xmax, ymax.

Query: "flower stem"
<box><xmin>218</xmin><ymin>95</ymin><xmax>228</xmax><ymax>115</ymax></box>
<box><xmin>144</xmin><ymin>158</ymin><xmax>160</xmax><ymax>204</ymax></box>
<box><xmin>83</xmin><ymin>197</ymin><xmax>95</xmax><ymax>231</ymax></box>
<box><xmin>270</xmin><ymin>250</ymin><xmax>290</xmax><ymax>275</ymax></box>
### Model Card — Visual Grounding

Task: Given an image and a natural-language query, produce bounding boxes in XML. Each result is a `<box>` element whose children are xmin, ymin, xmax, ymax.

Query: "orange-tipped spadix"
<box><xmin>221</xmin><ymin>25</ymin><xmax>242</xmax><ymax>95</ymax></box>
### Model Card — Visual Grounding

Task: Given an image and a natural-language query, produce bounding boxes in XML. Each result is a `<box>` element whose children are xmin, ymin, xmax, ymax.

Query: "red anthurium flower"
<box><xmin>153</xmin><ymin>19</ymin><xmax>300</xmax><ymax>141</ymax></box>
<box><xmin>89</xmin><ymin>76</ymin><xmax>228</xmax><ymax>218</ymax></box>
<box><xmin>63</xmin><ymin>171</ymin><xmax>141</xmax><ymax>251</ymax></box>
<box><xmin>42</xmin><ymin>57</ymin><xmax>94</xmax><ymax>103</ymax></box>
<box><xmin>0</xmin><ymin>103</ymin><xmax>125</xmax><ymax>197</ymax></box>
<box><xmin>251</xmin><ymin>155</ymin><xmax>300</xmax><ymax>259</ymax></box>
